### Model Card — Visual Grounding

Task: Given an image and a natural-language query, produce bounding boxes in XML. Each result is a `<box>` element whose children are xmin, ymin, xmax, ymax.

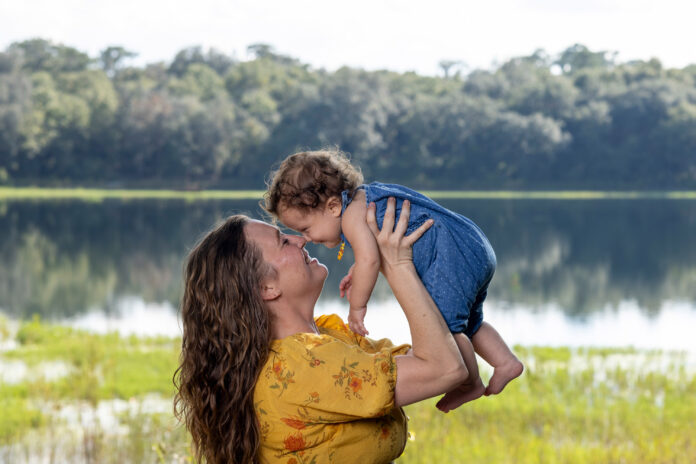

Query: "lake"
<box><xmin>1</xmin><ymin>197</ymin><xmax>694</xmax><ymax>354</ymax></box>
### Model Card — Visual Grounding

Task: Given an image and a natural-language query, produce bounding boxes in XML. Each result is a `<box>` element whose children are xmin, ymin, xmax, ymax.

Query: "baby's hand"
<box><xmin>348</xmin><ymin>305</ymin><xmax>369</xmax><ymax>336</ymax></box>
<box><xmin>339</xmin><ymin>264</ymin><xmax>355</xmax><ymax>299</ymax></box>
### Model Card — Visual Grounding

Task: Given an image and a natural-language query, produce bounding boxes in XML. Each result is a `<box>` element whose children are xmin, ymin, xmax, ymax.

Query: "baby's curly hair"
<box><xmin>264</xmin><ymin>149</ymin><xmax>364</xmax><ymax>217</ymax></box>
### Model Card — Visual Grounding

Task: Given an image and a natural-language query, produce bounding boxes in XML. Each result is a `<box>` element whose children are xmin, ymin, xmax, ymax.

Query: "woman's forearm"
<box><xmin>388</xmin><ymin>264</ymin><xmax>468</xmax><ymax>406</ymax></box>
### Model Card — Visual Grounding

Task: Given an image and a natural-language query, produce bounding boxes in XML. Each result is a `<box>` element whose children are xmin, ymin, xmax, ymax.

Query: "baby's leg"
<box><xmin>471</xmin><ymin>322</ymin><xmax>523</xmax><ymax>395</ymax></box>
<box><xmin>435</xmin><ymin>333</ymin><xmax>485</xmax><ymax>412</ymax></box>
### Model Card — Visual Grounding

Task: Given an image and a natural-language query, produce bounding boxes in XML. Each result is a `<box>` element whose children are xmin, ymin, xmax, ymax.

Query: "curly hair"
<box><xmin>263</xmin><ymin>149</ymin><xmax>364</xmax><ymax>218</ymax></box>
<box><xmin>173</xmin><ymin>215</ymin><xmax>272</xmax><ymax>464</ymax></box>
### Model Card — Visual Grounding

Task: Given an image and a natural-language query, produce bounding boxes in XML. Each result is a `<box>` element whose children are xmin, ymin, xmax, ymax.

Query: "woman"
<box><xmin>174</xmin><ymin>199</ymin><xmax>469</xmax><ymax>463</ymax></box>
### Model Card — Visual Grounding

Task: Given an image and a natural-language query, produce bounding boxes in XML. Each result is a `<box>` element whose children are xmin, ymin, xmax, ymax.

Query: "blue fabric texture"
<box><xmin>341</xmin><ymin>182</ymin><xmax>496</xmax><ymax>337</ymax></box>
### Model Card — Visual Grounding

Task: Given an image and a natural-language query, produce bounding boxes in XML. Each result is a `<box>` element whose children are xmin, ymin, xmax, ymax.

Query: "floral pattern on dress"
<box><xmin>254</xmin><ymin>314</ymin><xmax>411</xmax><ymax>463</ymax></box>
<box><xmin>266</xmin><ymin>352</ymin><xmax>296</xmax><ymax>397</ymax></box>
<box><xmin>332</xmin><ymin>358</ymin><xmax>378</xmax><ymax>400</ymax></box>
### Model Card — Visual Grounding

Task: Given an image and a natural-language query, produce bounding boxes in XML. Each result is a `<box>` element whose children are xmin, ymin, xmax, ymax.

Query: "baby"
<box><xmin>264</xmin><ymin>149</ymin><xmax>523</xmax><ymax>410</ymax></box>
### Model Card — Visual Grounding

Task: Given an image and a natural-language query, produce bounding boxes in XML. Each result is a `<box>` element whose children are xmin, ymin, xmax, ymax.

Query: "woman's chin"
<box><xmin>318</xmin><ymin>260</ymin><xmax>328</xmax><ymax>274</ymax></box>
<box><xmin>316</xmin><ymin>261</ymin><xmax>329</xmax><ymax>278</ymax></box>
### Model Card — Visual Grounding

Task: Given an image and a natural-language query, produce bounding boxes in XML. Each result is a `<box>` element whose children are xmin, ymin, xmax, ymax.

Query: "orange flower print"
<box><xmin>269</xmin><ymin>355</ymin><xmax>295</xmax><ymax>396</ymax></box>
<box><xmin>281</xmin><ymin>417</ymin><xmax>307</xmax><ymax>430</ymax></box>
<box><xmin>311</xmin><ymin>358</ymin><xmax>322</xmax><ymax>367</ymax></box>
<box><xmin>303</xmin><ymin>391</ymin><xmax>320</xmax><ymax>406</ymax></box>
<box><xmin>349</xmin><ymin>376</ymin><xmax>363</xmax><ymax>393</ymax></box>
<box><xmin>283</xmin><ymin>433</ymin><xmax>306</xmax><ymax>452</ymax></box>
<box><xmin>287</xmin><ymin>459</ymin><xmax>297</xmax><ymax>464</ymax></box>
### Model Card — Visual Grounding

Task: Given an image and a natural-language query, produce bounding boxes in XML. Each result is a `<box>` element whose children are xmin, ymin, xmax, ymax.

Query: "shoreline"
<box><xmin>1</xmin><ymin>187</ymin><xmax>695</xmax><ymax>201</ymax></box>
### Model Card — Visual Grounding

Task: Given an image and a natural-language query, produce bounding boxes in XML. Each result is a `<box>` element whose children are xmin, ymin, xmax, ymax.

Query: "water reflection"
<box><xmin>0</xmin><ymin>198</ymin><xmax>694</xmax><ymax>323</ymax></box>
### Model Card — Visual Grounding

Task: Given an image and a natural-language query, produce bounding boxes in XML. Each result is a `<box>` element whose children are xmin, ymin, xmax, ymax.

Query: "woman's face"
<box><xmin>244</xmin><ymin>220</ymin><xmax>328</xmax><ymax>302</ymax></box>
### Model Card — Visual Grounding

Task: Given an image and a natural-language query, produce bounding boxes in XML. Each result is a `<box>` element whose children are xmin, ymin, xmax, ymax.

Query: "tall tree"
<box><xmin>99</xmin><ymin>46</ymin><xmax>137</xmax><ymax>77</ymax></box>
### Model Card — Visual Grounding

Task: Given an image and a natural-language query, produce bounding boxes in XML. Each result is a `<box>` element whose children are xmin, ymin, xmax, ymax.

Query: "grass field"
<box><xmin>1</xmin><ymin>186</ymin><xmax>695</xmax><ymax>201</ymax></box>
<box><xmin>1</xmin><ymin>317</ymin><xmax>695</xmax><ymax>463</ymax></box>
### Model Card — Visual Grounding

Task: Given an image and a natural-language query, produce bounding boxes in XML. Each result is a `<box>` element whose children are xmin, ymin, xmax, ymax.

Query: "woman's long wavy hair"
<box><xmin>174</xmin><ymin>215</ymin><xmax>272</xmax><ymax>464</ymax></box>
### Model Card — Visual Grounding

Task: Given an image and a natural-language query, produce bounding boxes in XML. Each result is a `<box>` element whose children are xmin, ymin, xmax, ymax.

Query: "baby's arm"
<box><xmin>342</xmin><ymin>191</ymin><xmax>381</xmax><ymax>335</ymax></box>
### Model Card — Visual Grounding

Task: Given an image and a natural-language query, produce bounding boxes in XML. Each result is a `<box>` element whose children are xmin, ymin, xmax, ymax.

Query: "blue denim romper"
<box><xmin>341</xmin><ymin>182</ymin><xmax>497</xmax><ymax>337</ymax></box>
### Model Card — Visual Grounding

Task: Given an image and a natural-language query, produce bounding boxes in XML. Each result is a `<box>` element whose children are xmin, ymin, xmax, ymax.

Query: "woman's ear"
<box><xmin>260</xmin><ymin>281</ymin><xmax>282</xmax><ymax>301</ymax></box>
<box><xmin>326</xmin><ymin>196</ymin><xmax>342</xmax><ymax>217</ymax></box>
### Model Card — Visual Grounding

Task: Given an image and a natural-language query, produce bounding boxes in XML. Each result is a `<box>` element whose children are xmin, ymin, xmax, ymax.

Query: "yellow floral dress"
<box><xmin>254</xmin><ymin>314</ymin><xmax>411</xmax><ymax>464</ymax></box>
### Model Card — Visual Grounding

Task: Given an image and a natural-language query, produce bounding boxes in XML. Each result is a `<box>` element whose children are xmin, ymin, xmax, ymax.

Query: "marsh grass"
<box><xmin>1</xmin><ymin>187</ymin><xmax>695</xmax><ymax>201</ymax></box>
<box><xmin>401</xmin><ymin>346</ymin><xmax>696</xmax><ymax>464</ymax></box>
<box><xmin>1</xmin><ymin>319</ymin><xmax>695</xmax><ymax>463</ymax></box>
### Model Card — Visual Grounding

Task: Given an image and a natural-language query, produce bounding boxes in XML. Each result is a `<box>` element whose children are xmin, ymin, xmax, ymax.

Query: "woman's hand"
<box><xmin>365</xmin><ymin>198</ymin><xmax>433</xmax><ymax>278</ymax></box>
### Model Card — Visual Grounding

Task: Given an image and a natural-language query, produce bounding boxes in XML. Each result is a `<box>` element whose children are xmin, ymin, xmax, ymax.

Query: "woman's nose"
<box><xmin>291</xmin><ymin>235</ymin><xmax>307</xmax><ymax>247</ymax></box>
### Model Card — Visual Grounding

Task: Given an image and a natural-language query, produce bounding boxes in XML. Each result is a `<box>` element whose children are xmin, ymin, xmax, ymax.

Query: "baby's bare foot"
<box><xmin>485</xmin><ymin>358</ymin><xmax>524</xmax><ymax>396</ymax></box>
<box><xmin>435</xmin><ymin>378</ymin><xmax>486</xmax><ymax>413</ymax></box>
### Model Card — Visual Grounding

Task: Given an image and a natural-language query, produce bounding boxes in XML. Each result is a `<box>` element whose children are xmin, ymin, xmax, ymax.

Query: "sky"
<box><xmin>1</xmin><ymin>0</ymin><xmax>695</xmax><ymax>75</ymax></box>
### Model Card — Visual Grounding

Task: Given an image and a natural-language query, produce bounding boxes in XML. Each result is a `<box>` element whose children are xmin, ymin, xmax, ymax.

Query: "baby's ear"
<box><xmin>326</xmin><ymin>196</ymin><xmax>342</xmax><ymax>217</ymax></box>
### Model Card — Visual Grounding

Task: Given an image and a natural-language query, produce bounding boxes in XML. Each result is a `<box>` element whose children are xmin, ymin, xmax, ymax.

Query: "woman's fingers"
<box><xmin>367</xmin><ymin>197</ymin><xmax>430</xmax><ymax>247</ymax></box>
<box><xmin>405</xmin><ymin>218</ymin><xmax>434</xmax><ymax>246</ymax></box>
<box><xmin>381</xmin><ymin>197</ymin><xmax>396</xmax><ymax>233</ymax></box>
<box><xmin>394</xmin><ymin>200</ymin><xmax>410</xmax><ymax>237</ymax></box>
<box><xmin>366</xmin><ymin>202</ymin><xmax>380</xmax><ymax>236</ymax></box>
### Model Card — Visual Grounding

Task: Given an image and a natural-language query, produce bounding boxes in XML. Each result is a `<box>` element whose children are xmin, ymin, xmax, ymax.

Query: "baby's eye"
<box><xmin>282</xmin><ymin>237</ymin><xmax>289</xmax><ymax>245</ymax></box>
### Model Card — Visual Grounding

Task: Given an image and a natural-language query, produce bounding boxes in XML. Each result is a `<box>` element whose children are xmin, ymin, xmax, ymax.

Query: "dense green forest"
<box><xmin>0</xmin><ymin>39</ymin><xmax>694</xmax><ymax>189</ymax></box>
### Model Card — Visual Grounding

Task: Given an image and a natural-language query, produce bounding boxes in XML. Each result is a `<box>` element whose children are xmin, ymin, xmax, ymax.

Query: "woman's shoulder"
<box><xmin>267</xmin><ymin>315</ymin><xmax>353</xmax><ymax>352</ymax></box>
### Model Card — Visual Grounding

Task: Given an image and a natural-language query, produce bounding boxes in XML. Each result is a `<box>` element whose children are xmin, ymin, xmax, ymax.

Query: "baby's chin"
<box><xmin>327</xmin><ymin>239</ymin><xmax>342</xmax><ymax>249</ymax></box>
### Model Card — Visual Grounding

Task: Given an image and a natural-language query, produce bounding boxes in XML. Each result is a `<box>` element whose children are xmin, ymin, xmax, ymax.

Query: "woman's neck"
<box><xmin>270</xmin><ymin>304</ymin><xmax>319</xmax><ymax>340</ymax></box>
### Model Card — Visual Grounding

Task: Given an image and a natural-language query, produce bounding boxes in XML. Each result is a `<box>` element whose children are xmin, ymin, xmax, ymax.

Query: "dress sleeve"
<box><xmin>358</xmin><ymin>335</ymin><xmax>410</xmax><ymax>354</ymax></box>
<box><xmin>263</xmin><ymin>334</ymin><xmax>406</xmax><ymax>423</ymax></box>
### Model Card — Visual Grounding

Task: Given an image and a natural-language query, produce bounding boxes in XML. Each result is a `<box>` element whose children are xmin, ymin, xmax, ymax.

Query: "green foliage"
<box><xmin>98</xmin><ymin>46</ymin><xmax>137</xmax><ymax>77</ymax></box>
<box><xmin>0</xmin><ymin>391</ymin><xmax>44</xmax><ymax>444</ymax></box>
<box><xmin>0</xmin><ymin>41</ymin><xmax>694</xmax><ymax>188</ymax></box>
<box><xmin>555</xmin><ymin>43</ymin><xmax>616</xmax><ymax>75</ymax></box>
<box><xmin>9</xmin><ymin>39</ymin><xmax>91</xmax><ymax>74</ymax></box>
<box><xmin>0</xmin><ymin>41</ymin><xmax>694</xmax><ymax>189</ymax></box>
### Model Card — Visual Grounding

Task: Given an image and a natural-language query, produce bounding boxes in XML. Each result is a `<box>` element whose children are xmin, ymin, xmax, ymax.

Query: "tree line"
<box><xmin>0</xmin><ymin>39</ymin><xmax>694</xmax><ymax>189</ymax></box>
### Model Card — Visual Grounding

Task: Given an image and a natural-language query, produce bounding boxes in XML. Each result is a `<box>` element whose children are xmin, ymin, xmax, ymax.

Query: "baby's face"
<box><xmin>278</xmin><ymin>202</ymin><xmax>343</xmax><ymax>249</ymax></box>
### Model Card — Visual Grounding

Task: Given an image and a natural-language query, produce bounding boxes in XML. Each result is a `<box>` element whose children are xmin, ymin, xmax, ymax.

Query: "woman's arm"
<box><xmin>341</xmin><ymin>194</ymin><xmax>381</xmax><ymax>335</ymax></box>
<box><xmin>365</xmin><ymin>198</ymin><xmax>469</xmax><ymax>407</ymax></box>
